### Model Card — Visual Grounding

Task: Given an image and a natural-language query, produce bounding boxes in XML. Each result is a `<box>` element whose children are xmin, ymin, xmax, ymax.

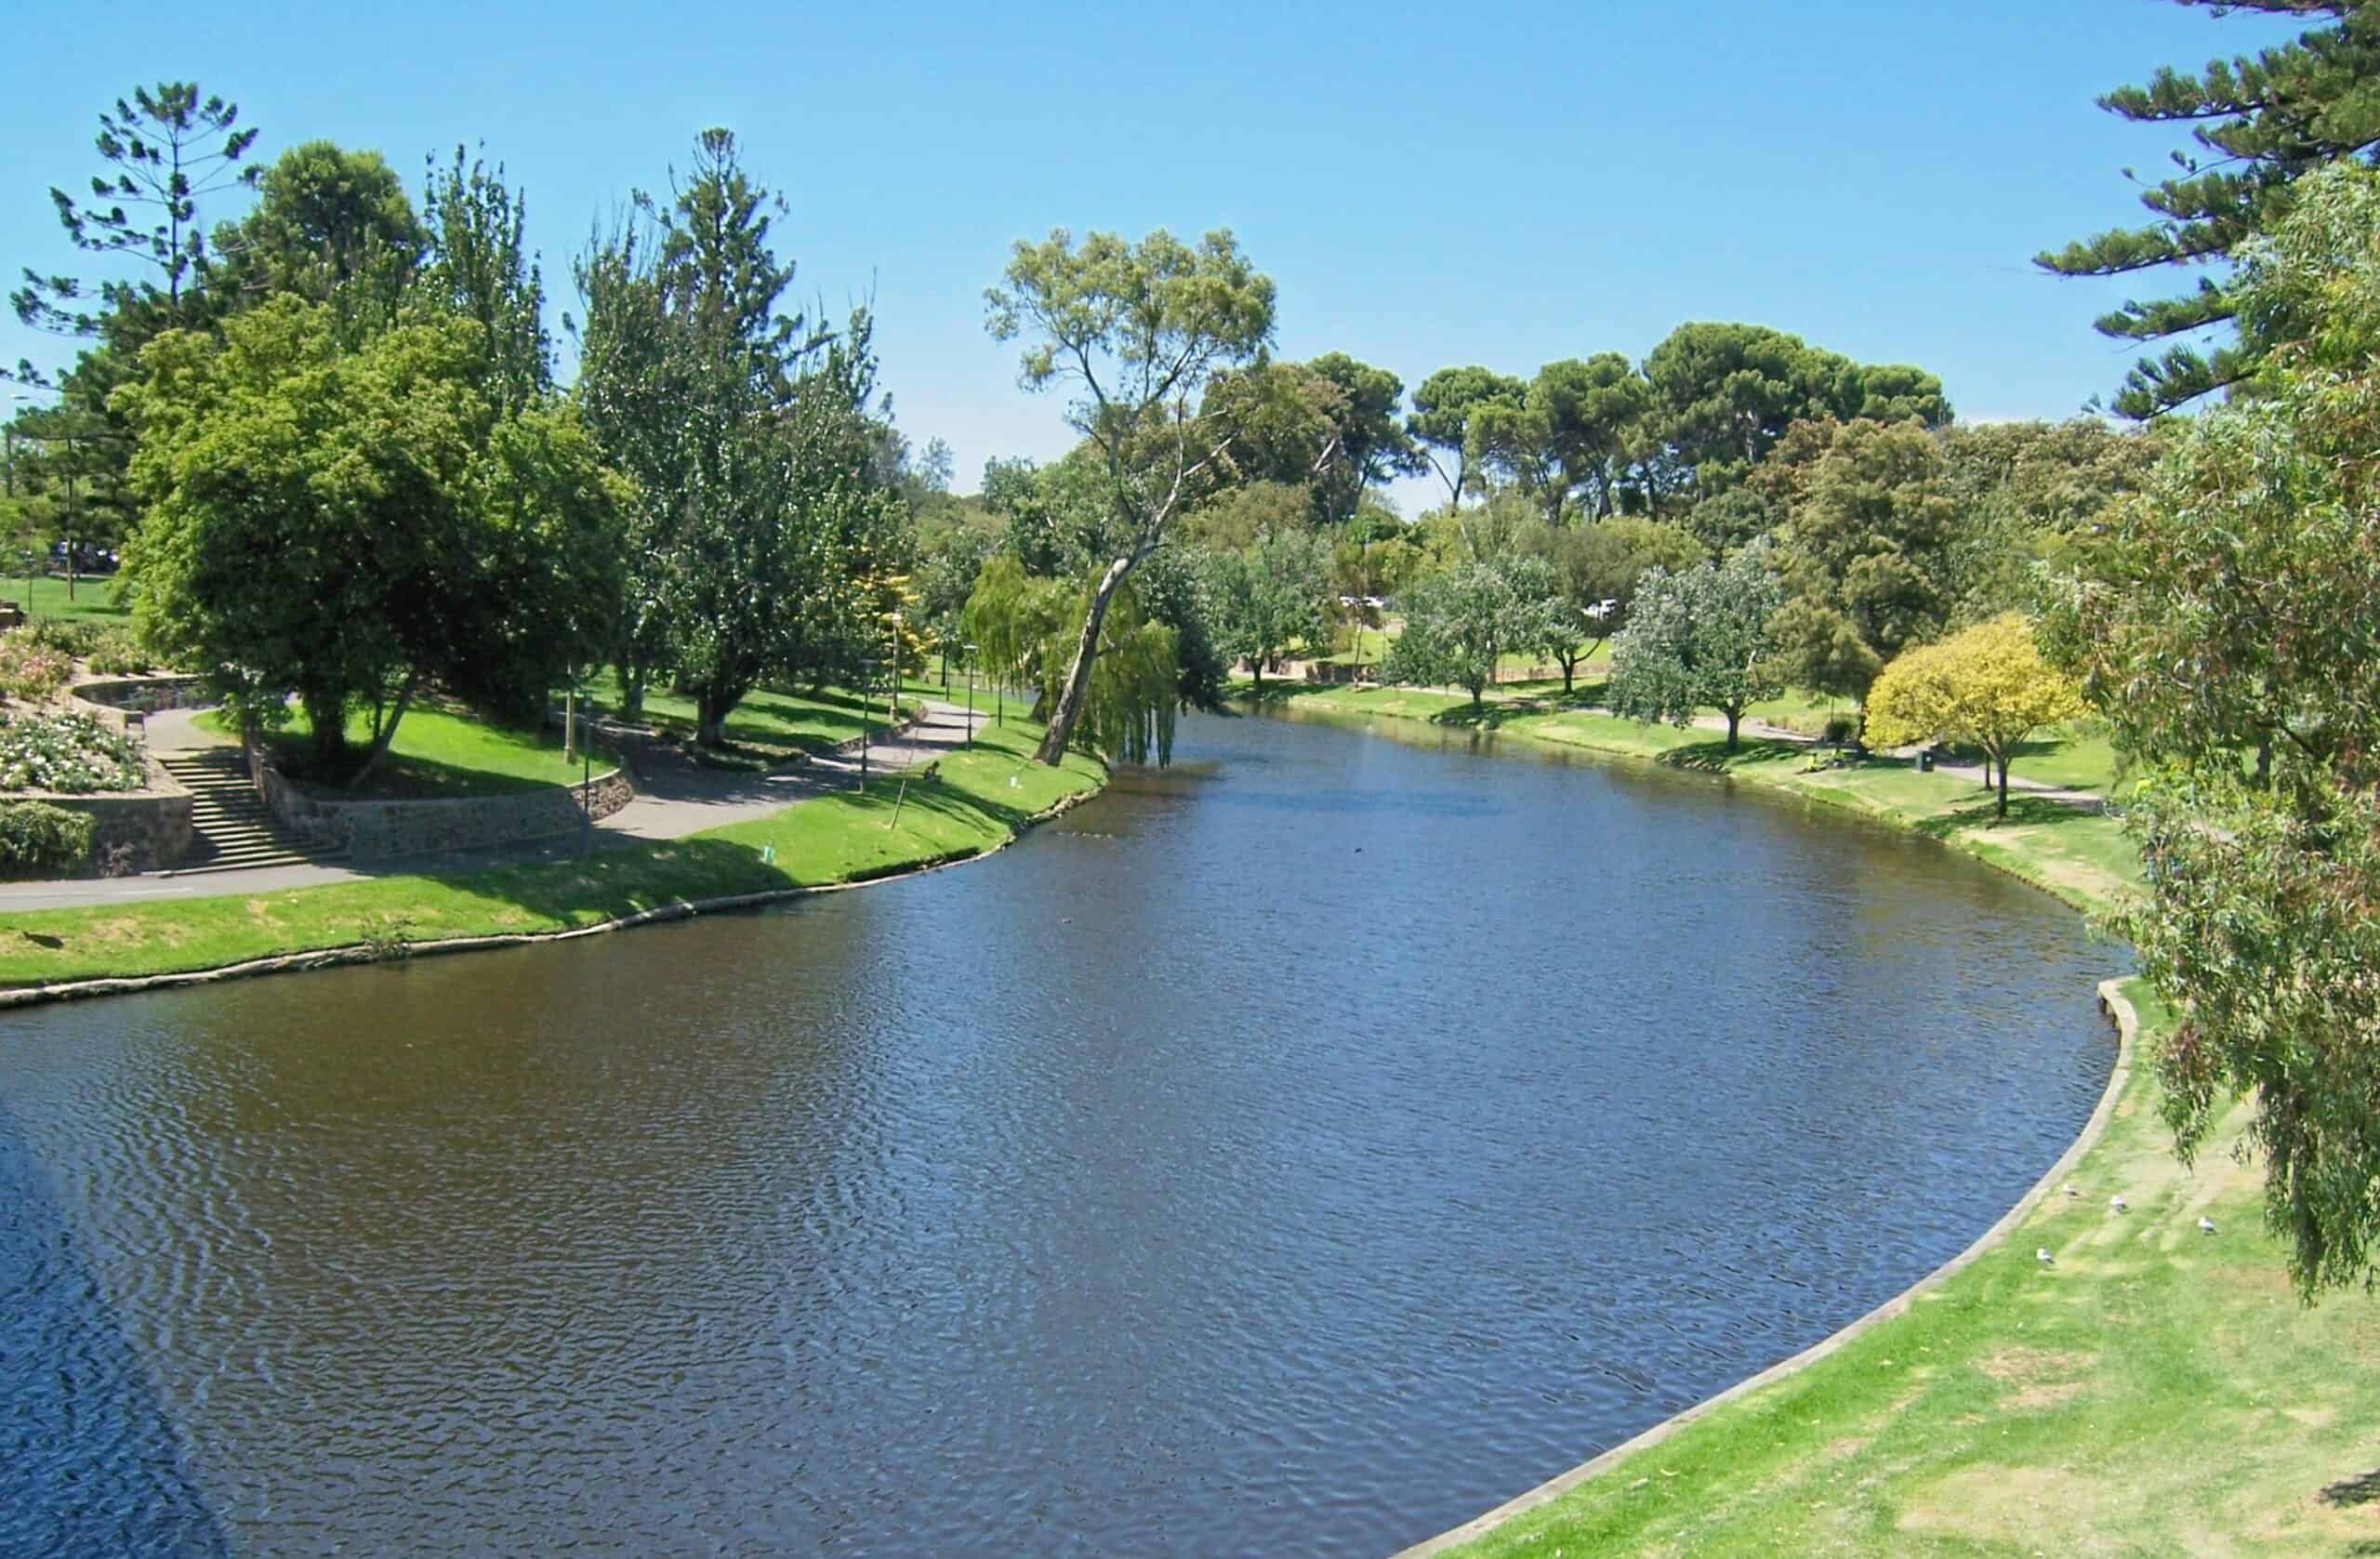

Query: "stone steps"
<box><xmin>155</xmin><ymin>750</ymin><xmax>341</xmax><ymax>874</ymax></box>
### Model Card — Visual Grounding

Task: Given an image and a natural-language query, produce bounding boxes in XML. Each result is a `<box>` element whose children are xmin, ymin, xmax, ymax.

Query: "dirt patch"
<box><xmin>1976</xmin><ymin>1347</ymin><xmax>2095</xmax><ymax>1385</ymax></box>
<box><xmin>1823</xmin><ymin>1437</ymin><xmax>1869</xmax><ymax>1460</ymax></box>
<box><xmin>1899</xmin><ymin>1465</ymin><xmax>2115</xmax><ymax>1544</ymax></box>
<box><xmin>91</xmin><ymin>915</ymin><xmax>189</xmax><ymax>947</ymax></box>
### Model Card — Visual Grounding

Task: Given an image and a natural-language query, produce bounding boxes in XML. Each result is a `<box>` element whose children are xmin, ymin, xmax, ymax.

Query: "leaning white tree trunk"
<box><xmin>1034</xmin><ymin>553</ymin><xmax>1135</xmax><ymax>765</ymax></box>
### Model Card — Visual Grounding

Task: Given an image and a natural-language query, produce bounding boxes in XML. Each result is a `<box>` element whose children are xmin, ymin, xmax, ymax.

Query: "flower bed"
<box><xmin>0</xmin><ymin>633</ymin><xmax>72</xmax><ymax>703</ymax></box>
<box><xmin>0</xmin><ymin>710</ymin><xmax>149</xmax><ymax>793</ymax></box>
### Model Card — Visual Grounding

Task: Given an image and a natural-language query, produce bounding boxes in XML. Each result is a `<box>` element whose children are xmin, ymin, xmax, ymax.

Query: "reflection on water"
<box><xmin>0</xmin><ymin>709</ymin><xmax>2116</xmax><ymax>1557</ymax></box>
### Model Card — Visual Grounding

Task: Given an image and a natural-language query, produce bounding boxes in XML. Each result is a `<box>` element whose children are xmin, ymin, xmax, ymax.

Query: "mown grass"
<box><xmin>0</xmin><ymin>716</ymin><xmax>1102</xmax><ymax>988</ymax></box>
<box><xmin>200</xmin><ymin>705</ymin><xmax>602</xmax><ymax>799</ymax></box>
<box><xmin>6</xmin><ymin>573</ymin><xmax>133</xmax><ymax>625</ymax></box>
<box><xmin>582</xmin><ymin>668</ymin><xmax>884</xmax><ymax>760</ymax></box>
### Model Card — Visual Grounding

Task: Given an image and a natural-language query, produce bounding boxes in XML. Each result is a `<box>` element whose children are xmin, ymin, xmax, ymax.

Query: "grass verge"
<box><xmin>0</xmin><ymin>716</ymin><xmax>1102</xmax><ymax>991</ymax></box>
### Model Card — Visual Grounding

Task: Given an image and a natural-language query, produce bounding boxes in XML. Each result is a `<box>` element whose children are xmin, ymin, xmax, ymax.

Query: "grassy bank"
<box><xmin>0</xmin><ymin>716</ymin><xmax>1102</xmax><ymax>991</ymax></box>
<box><xmin>1259</xmin><ymin>681</ymin><xmax>2367</xmax><ymax>1556</ymax></box>
<box><xmin>1249</xmin><ymin>680</ymin><xmax>2139</xmax><ymax>911</ymax></box>
<box><xmin>199</xmin><ymin>705</ymin><xmax>603</xmax><ymax>798</ymax></box>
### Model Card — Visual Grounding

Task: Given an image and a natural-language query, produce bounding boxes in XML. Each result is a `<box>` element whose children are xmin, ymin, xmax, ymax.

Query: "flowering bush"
<box><xmin>0</xmin><ymin>632</ymin><xmax>71</xmax><ymax>703</ymax></box>
<box><xmin>0</xmin><ymin>710</ymin><xmax>147</xmax><ymax>792</ymax></box>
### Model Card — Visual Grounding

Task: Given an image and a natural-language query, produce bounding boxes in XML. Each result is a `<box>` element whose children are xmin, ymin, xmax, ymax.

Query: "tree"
<box><xmin>984</xmin><ymin>227</ymin><xmax>1276</xmax><ymax>764</ymax></box>
<box><xmin>1765</xmin><ymin>418</ymin><xmax>1961</xmax><ymax>707</ymax></box>
<box><xmin>416</xmin><ymin>146</ymin><xmax>550</xmax><ymax>411</ymax></box>
<box><xmin>1607</xmin><ymin>543</ymin><xmax>1784</xmax><ymax>749</ymax></box>
<box><xmin>117</xmin><ymin>296</ymin><xmax>621</xmax><ymax>779</ymax></box>
<box><xmin>917</xmin><ymin>526</ymin><xmax>997</xmax><ymax>686</ymax></box>
<box><xmin>1381</xmin><ymin>558</ymin><xmax>1555</xmax><ymax>712</ymax></box>
<box><xmin>2036</xmin><ymin>1</ymin><xmax>2380</xmax><ymax>417</ymax></box>
<box><xmin>1527</xmin><ymin>515</ymin><xmax>1707</xmax><ymax>691</ymax></box>
<box><xmin>1406</xmin><ymin>365</ymin><xmax>1524</xmax><ymax>510</ymax></box>
<box><xmin>1307</xmin><ymin>352</ymin><xmax>1425</xmax><ymax>522</ymax></box>
<box><xmin>1642</xmin><ymin>322</ymin><xmax>1949</xmax><ymax>495</ymax></box>
<box><xmin>575</xmin><ymin>130</ymin><xmax>898</xmax><ymax>743</ymax></box>
<box><xmin>2072</xmin><ymin>164</ymin><xmax>2380</xmax><ymax>1293</ymax></box>
<box><xmin>216</xmin><ymin>140</ymin><xmax>427</xmax><ymax>323</ymax></box>
<box><xmin>1211</xmin><ymin>530</ymin><xmax>1331</xmax><ymax>692</ymax></box>
<box><xmin>1470</xmin><ymin>354</ymin><xmax>1651</xmax><ymax>524</ymax></box>
<box><xmin>11</xmin><ymin>82</ymin><xmax>260</xmax><ymax>357</ymax></box>
<box><xmin>1865</xmin><ymin>616</ymin><xmax>2083</xmax><ymax>818</ymax></box>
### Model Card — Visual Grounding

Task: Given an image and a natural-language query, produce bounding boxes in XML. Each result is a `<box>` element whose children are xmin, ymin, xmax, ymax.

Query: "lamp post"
<box><xmin>888</xmin><ymin>610</ymin><xmax>903</xmax><ymax>724</ymax></box>
<box><xmin>964</xmin><ymin>641</ymin><xmax>977</xmax><ymax>749</ymax></box>
<box><xmin>856</xmin><ymin>657</ymin><xmax>878</xmax><ymax>792</ymax></box>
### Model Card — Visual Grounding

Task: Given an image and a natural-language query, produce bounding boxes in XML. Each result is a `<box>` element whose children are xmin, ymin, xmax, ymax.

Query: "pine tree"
<box><xmin>2036</xmin><ymin>2</ymin><xmax>2380</xmax><ymax>417</ymax></box>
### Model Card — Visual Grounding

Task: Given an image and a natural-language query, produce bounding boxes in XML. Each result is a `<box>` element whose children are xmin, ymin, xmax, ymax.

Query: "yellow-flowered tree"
<box><xmin>1864</xmin><ymin>614</ymin><xmax>2082</xmax><ymax>819</ymax></box>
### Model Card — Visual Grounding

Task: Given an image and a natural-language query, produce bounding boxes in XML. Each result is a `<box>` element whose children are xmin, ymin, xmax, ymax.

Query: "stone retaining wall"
<box><xmin>8</xmin><ymin>756</ymin><xmax>196</xmax><ymax>876</ymax></box>
<box><xmin>72</xmin><ymin>674</ymin><xmax>213</xmax><ymax>718</ymax></box>
<box><xmin>255</xmin><ymin>750</ymin><xmax>634</xmax><ymax>864</ymax></box>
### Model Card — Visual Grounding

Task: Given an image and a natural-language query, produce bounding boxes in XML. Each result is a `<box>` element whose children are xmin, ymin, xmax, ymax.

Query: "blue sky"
<box><xmin>4</xmin><ymin>1</ymin><xmax>2307</xmax><ymax>509</ymax></box>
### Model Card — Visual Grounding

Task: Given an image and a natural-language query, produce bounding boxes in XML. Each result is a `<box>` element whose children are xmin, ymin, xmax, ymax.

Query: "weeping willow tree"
<box><xmin>1037</xmin><ymin>578</ymin><xmax>1179</xmax><ymax>766</ymax></box>
<box><xmin>963</xmin><ymin>551</ymin><xmax>1180</xmax><ymax>762</ymax></box>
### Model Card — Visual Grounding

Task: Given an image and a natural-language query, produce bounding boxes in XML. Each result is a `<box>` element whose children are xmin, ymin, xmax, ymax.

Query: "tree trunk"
<box><xmin>1726</xmin><ymin>707</ymin><xmax>1741</xmax><ymax>750</ymax></box>
<box><xmin>344</xmin><ymin>675</ymin><xmax>420</xmax><ymax>791</ymax></box>
<box><xmin>1561</xmin><ymin>657</ymin><xmax>1576</xmax><ymax>695</ymax></box>
<box><xmin>618</xmin><ymin>661</ymin><xmax>647</xmax><ymax>723</ymax></box>
<box><xmin>1034</xmin><ymin>554</ymin><xmax>1134</xmax><ymax>765</ymax></box>
<box><xmin>301</xmin><ymin>684</ymin><xmax>347</xmax><ymax>774</ymax></box>
<box><xmin>1996</xmin><ymin>753</ymin><xmax>2010</xmax><ymax>820</ymax></box>
<box><xmin>1251</xmin><ymin>658</ymin><xmax>1263</xmax><ymax>694</ymax></box>
<box><xmin>695</xmin><ymin>680</ymin><xmax>746</xmax><ymax>747</ymax></box>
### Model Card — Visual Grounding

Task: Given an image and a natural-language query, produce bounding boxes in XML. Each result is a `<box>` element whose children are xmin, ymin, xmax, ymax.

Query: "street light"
<box><xmin>963</xmin><ymin>641</ymin><xmax>977</xmax><ymax>749</ymax></box>
<box><xmin>888</xmin><ymin>609</ymin><xmax>903</xmax><ymax>724</ymax></box>
<box><xmin>856</xmin><ymin>657</ymin><xmax>878</xmax><ymax>791</ymax></box>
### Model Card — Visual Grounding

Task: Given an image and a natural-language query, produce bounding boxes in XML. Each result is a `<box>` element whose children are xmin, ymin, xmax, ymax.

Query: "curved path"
<box><xmin>0</xmin><ymin>700</ymin><xmax>991</xmax><ymax>912</ymax></box>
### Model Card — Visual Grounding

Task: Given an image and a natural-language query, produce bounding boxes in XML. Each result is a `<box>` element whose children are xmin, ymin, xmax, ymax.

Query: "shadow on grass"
<box><xmin>1911</xmin><ymin>793</ymin><xmax>2095</xmax><ymax>838</ymax></box>
<box><xmin>1659</xmin><ymin>737</ymin><xmax>1804</xmax><ymax>773</ymax></box>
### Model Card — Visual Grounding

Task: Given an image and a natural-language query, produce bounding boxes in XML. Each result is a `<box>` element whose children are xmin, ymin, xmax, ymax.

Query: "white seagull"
<box><xmin>2061</xmin><ymin>1182</ymin><xmax>2079</xmax><ymax>1199</ymax></box>
<box><xmin>2037</xmin><ymin>1248</ymin><xmax>2056</xmax><ymax>1268</ymax></box>
<box><xmin>2110</xmin><ymin>1194</ymin><xmax>2129</xmax><ymax>1214</ymax></box>
<box><xmin>2198</xmin><ymin>1216</ymin><xmax>2218</xmax><ymax>1235</ymax></box>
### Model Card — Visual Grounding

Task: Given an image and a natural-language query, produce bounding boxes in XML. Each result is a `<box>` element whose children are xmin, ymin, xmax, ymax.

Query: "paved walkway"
<box><xmin>0</xmin><ymin>699</ymin><xmax>997</xmax><ymax>912</ymax></box>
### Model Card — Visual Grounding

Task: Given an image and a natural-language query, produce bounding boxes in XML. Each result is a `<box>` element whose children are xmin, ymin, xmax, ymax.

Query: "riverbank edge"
<box><xmin>0</xmin><ymin>774</ymin><xmax>1107</xmax><ymax>1012</ymax></box>
<box><xmin>1249</xmin><ymin>690</ymin><xmax>2124</xmax><ymax>918</ymax></box>
<box><xmin>1387</xmin><ymin>980</ymin><xmax>2140</xmax><ymax>1558</ymax></box>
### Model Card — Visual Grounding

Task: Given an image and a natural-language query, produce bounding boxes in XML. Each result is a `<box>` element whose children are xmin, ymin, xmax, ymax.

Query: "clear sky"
<box><xmin>3</xmin><ymin>1</ymin><xmax>2307</xmax><ymax>509</ymax></box>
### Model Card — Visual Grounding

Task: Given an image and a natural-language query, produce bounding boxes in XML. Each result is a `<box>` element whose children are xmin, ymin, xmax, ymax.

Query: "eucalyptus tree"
<box><xmin>1211</xmin><ymin>530</ymin><xmax>1333</xmax><ymax>692</ymax></box>
<box><xmin>1607</xmin><ymin>543</ymin><xmax>1785</xmax><ymax>750</ymax></box>
<box><xmin>984</xmin><ymin>226</ymin><xmax>1276</xmax><ymax>764</ymax></box>
<box><xmin>1382</xmin><ymin>556</ymin><xmax>1561</xmax><ymax>713</ymax></box>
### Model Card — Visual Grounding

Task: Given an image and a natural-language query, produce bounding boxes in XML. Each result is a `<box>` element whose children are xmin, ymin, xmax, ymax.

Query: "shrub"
<box><xmin>0</xmin><ymin>800</ymin><xmax>94</xmax><ymax>879</ymax></box>
<box><xmin>0</xmin><ymin>632</ymin><xmax>72</xmax><ymax>703</ymax></box>
<box><xmin>1821</xmin><ymin>713</ymin><xmax>1860</xmax><ymax>746</ymax></box>
<box><xmin>27</xmin><ymin>618</ymin><xmax>105</xmax><ymax>658</ymax></box>
<box><xmin>84</xmin><ymin>628</ymin><xmax>152</xmax><ymax>676</ymax></box>
<box><xmin>0</xmin><ymin>710</ymin><xmax>147</xmax><ymax>792</ymax></box>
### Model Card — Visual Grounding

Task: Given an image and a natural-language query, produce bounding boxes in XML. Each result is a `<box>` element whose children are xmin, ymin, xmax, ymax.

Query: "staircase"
<box><xmin>155</xmin><ymin>749</ymin><xmax>340</xmax><ymax>874</ymax></box>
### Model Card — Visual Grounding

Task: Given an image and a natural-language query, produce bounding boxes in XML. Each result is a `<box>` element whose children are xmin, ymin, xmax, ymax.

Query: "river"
<box><xmin>0</xmin><ymin>707</ymin><xmax>2117</xmax><ymax>1557</ymax></box>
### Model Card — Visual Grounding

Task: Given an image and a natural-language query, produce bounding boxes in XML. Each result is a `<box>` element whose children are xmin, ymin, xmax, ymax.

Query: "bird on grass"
<box><xmin>2061</xmin><ymin>1182</ymin><xmax>2078</xmax><ymax>1199</ymax></box>
<box><xmin>2037</xmin><ymin>1249</ymin><xmax>2056</xmax><ymax>1268</ymax></box>
<box><xmin>2110</xmin><ymin>1194</ymin><xmax>2128</xmax><ymax>1214</ymax></box>
<box><xmin>2198</xmin><ymin>1216</ymin><xmax>2218</xmax><ymax>1235</ymax></box>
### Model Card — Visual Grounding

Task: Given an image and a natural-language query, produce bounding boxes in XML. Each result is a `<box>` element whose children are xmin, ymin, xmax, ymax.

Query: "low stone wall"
<box><xmin>72</xmin><ymin>674</ymin><xmax>213</xmax><ymax>717</ymax></box>
<box><xmin>256</xmin><ymin>752</ymin><xmax>634</xmax><ymax>864</ymax></box>
<box><xmin>7</xmin><ymin>753</ymin><xmax>196</xmax><ymax>876</ymax></box>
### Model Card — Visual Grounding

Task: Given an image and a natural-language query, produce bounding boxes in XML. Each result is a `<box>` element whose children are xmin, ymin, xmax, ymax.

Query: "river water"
<box><xmin>0</xmin><ymin>707</ymin><xmax>2117</xmax><ymax>1557</ymax></box>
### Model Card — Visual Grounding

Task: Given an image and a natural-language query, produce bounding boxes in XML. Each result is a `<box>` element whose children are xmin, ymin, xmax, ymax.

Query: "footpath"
<box><xmin>0</xmin><ymin>699</ymin><xmax>984</xmax><ymax>912</ymax></box>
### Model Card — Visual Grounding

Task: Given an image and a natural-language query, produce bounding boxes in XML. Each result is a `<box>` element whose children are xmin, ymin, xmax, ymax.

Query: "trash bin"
<box><xmin>1917</xmin><ymin>748</ymin><xmax>1934</xmax><ymax>773</ymax></box>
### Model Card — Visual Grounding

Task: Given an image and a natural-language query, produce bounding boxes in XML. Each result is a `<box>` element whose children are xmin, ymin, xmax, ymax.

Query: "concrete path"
<box><xmin>0</xmin><ymin>699</ymin><xmax>998</xmax><ymax>912</ymax></box>
<box><xmin>1675</xmin><ymin>712</ymin><xmax>2109</xmax><ymax>813</ymax></box>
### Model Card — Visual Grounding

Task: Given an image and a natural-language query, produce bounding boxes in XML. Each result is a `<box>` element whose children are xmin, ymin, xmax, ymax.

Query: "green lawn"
<box><xmin>0</xmin><ymin>715</ymin><xmax>1102</xmax><ymax>988</ymax></box>
<box><xmin>2</xmin><ymin>573</ymin><xmax>133</xmax><ymax>625</ymax></box>
<box><xmin>583</xmin><ymin>667</ymin><xmax>886</xmax><ymax>760</ymax></box>
<box><xmin>202</xmin><ymin>704</ymin><xmax>601</xmax><ymax>799</ymax></box>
